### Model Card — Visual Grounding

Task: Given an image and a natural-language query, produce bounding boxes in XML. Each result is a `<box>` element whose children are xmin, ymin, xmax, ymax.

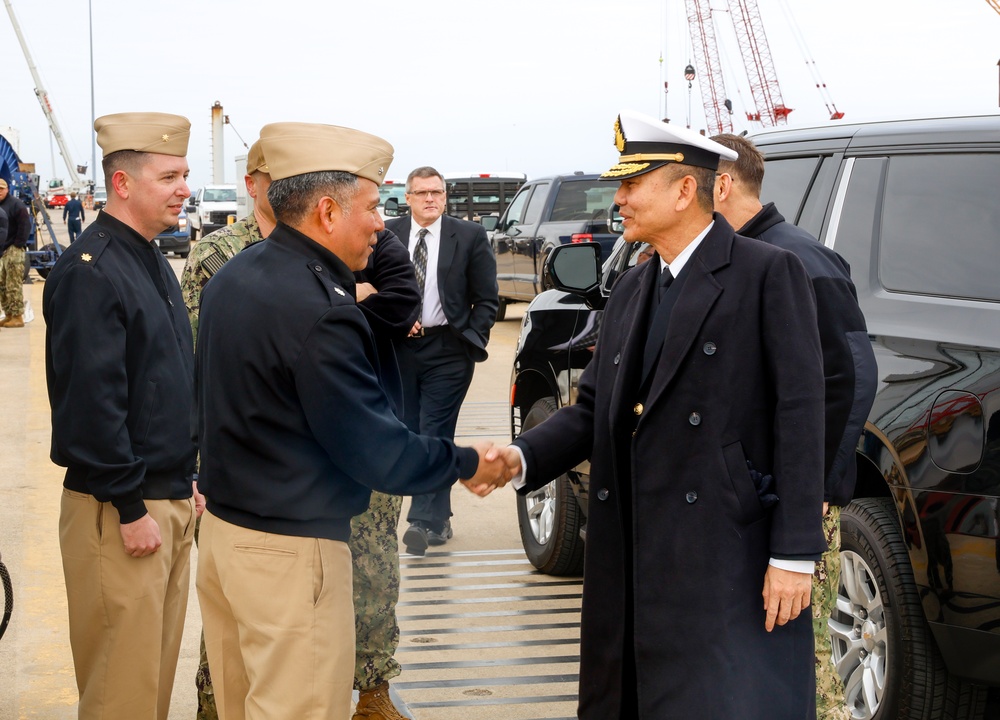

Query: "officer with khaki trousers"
<box><xmin>43</xmin><ymin>113</ymin><xmax>200</xmax><ymax>720</ymax></box>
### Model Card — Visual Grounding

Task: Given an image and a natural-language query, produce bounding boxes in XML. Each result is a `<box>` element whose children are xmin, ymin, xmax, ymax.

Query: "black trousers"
<box><xmin>395</xmin><ymin>330</ymin><xmax>475</xmax><ymax>529</ymax></box>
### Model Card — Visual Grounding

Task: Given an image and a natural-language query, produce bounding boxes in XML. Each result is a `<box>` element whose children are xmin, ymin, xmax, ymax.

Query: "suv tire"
<box><xmin>515</xmin><ymin>397</ymin><xmax>585</xmax><ymax>576</ymax></box>
<box><xmin>836</xmin><ymin>498</ymin><xmax>986</xmax><ymax>720</ymax></box>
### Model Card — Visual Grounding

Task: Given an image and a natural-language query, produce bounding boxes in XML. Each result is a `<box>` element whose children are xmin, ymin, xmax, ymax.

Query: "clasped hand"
<box><xmin>459</xmin><ymin>442</ymin><xmax>522</xmax><ymax>497</ymax></box>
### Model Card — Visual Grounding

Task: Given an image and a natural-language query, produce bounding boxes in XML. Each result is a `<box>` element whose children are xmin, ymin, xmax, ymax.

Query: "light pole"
<box><xmin>89</xmin><ymin>0</ymin><xmax>96</xmax><ymax>192</ymax></box>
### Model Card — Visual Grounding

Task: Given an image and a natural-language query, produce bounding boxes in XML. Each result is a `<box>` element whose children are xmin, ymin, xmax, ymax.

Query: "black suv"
<box><xmin>510</xmin><ymin>115</ymin><xmax>1000</xmax><ymax>720</ymax></box>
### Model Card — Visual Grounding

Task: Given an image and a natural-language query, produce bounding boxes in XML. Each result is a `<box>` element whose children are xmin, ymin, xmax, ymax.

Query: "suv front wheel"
<box><xmin>515</xmin><ymin>397</ymin><xmax>585</xmax><ymax>576</ymax></box>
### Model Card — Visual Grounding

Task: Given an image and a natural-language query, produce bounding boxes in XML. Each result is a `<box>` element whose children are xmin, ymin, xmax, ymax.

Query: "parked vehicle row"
<box><xmin>509</xmin><ymin>115</ymin><xmax>1000</xmax><ymax>720</ymax></box>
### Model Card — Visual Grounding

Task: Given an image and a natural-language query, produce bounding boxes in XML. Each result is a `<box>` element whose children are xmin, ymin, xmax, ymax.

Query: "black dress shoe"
<box><xmin>427</xmin><ymin>520</ymin><xmax>453</xmax><ymax>546</ymax></box>
<box><xmin>403</xmin><ymin>523</ymin><xmax>429</xmax><ymax>556</ymax></box>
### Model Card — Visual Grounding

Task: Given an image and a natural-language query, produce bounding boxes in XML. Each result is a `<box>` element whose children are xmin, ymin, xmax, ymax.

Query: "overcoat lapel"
<box><xmin>643</xmin><ymin>218</ymin><xmax>734</xmax><ymax>411</ymax></box>
<box><xmin>607</xmin><ymin>259</ymin><xmax>659</xmax><ymax>436</ymax></box>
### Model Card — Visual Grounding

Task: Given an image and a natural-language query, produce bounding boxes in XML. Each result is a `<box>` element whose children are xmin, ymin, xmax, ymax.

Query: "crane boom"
<box><xmin>685</xmin><ymin>0</ymin><xmax>733</xmax><ymax>134</ymax></box>
<box><xmin>3</xmin><ymin>0</ymin><xmax>82</xmax><ymax>188</ymax></box>
<box><xmin>727</xmin><ymin>0</ymin><xmax>792</xmax><ymax>125</ymax></box>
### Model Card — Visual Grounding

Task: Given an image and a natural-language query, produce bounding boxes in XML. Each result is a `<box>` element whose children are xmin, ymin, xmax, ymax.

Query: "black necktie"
<box><xmin>658</xmin><ymin>266</ymin><xmax>674</xmax><ymax>302</ymax></box>
<box><xmin>413</xmin><ymin>228</ymin><xmax>428</xmax><ymax>315</ymax></box>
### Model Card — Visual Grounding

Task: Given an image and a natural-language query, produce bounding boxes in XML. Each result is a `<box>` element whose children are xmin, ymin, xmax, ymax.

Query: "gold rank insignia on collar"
<box><xmin>81</xmin><ymin>253</ymin><xmax>92</xmax><ymax>263</ymax></box>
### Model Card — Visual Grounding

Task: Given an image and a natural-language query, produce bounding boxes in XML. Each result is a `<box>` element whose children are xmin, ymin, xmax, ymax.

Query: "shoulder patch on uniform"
<box><xmin>201</xmin><ymin>250</ymin><xmax>229</xmax><ymax>279</ymax></box>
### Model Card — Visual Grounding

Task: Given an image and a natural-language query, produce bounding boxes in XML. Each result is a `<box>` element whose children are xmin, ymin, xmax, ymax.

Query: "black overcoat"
<box><xmin>515</xmin><ymin>216</ymin><xmax>828</xmax><ymax>719</ymax></box>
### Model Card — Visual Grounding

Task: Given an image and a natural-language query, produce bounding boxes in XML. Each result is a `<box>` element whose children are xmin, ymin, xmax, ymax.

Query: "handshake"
<box><xmin>458</xmin><ymin>441</ymin><xmax>523</xmax><ymax>497</ymax></box>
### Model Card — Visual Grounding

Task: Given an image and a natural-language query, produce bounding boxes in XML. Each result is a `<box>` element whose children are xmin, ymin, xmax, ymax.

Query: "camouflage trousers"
<box><xmin>0</xmin><ymin>246</ymin><xmax>25</xmax><ymax>317</ymax></box>
<box><xmin>351</xmin><ymin>490</ymin><xmax>404</xmax><ymax>691</ymax></box>
<box><xmin>194</xmin><ymin>492</ymin><xmax>404</xmax><ymax>718</ymax></box>
<box><xmin>814</xmin><ymin>506</ymin><xmax>851</xmax><ymax>720</ymax></box>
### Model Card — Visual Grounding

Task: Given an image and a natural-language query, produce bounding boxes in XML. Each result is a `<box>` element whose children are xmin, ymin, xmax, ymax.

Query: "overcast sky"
<box><xmin>2</xmin><ymin>0</ymin><xmax>998</xmax><ymax>190</ymax></box>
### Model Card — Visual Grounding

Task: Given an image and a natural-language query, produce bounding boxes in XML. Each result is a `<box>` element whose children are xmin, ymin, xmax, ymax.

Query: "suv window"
<box><xmin>500</xmin><ymin>186</ymin><xmax>531</xmax><ymax>232</ymax></box>
<box><xmin>880</xmin><ymin>154</ymin><xmax>1000</xmax><ymax>302</ymax></box>
<box><xmin>760</xmin><ymin>157</ymin><xmax>821</xmax><ymax>223</ymax></box>
<box><xmin>549</xmin><ymin>181</ymin><xmax>618</xmax><ymax>222</ymax></box>
<box><xmin>522</xmin><ymin>182</ymin><xmax>549</xmax><ymax>226</ymax></box>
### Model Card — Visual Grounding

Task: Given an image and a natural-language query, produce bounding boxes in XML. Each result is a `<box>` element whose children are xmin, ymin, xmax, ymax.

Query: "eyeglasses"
<box><xmin>407</xmin><ymin>189</ymin><xmax>445</xmax><ymax>199</ymax></box>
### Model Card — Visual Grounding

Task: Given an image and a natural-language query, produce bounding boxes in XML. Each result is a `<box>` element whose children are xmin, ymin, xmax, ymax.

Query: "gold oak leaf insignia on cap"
<box><xmin>614</xmin><ymin>115</ymin><xmax>626</xmax><ymax>153</ymax></box>
<box><xmin>378</xmin><ymin>167</ymin><xmax>384</xmax><ymax>176</ymax></box>
<box><xmin>81</xmin><ymin>253</ymin><xmax>92</xmax><ymax>263</ymax></box>
<box><xmin>161</xmin><ymin>134</ymin><xmax>169</xmax><ymax>142</ymax></box>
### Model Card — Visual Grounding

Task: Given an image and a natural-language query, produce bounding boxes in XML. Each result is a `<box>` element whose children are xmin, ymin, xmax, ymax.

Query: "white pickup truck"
<box><xmin>187</xmin><ymin>184</ymin><xmax>237</xmax><ymax>241</ymax></box>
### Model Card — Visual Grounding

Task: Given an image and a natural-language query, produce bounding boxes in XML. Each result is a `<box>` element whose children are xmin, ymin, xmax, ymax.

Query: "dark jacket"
<box><xmin>63</xmin><ymin>198</ymin><xmax>86</xmax><ymax>223</ymax></box>
<box><xmin>741</xmin><ymin>202</ymin><xmax>878</xmax><ymax>506</ymax></box>
<box><xmin>355</xmin><ymin>229</ymin><xmax>421</xmax><ymax>415</ymax></box>
<box><xmin>514</xmin><ymin>216</ymin><xmax>827</xmax><ymax>719</ymax></box>
<box><xmin>385</xmin><ymin>214</ymin><xmax>498</xmax><ymax>361</ymax></box>
<box><xmin>0</xmin><ymin>206</ymin><xmax>7</xmax><ymax>248</ymax></box>
<box><xmin>43</xmin><ymin>212</ymin><xmax>196</xmax><ymax>523</ymax></box>
<box><xmin>0</xmin><ymin>193</ymin><xmax>30</xmax><ymax>253</ymax></box>
<box><xmin>196</xmin><ymin>223</ymin><xmax>478</xmax><ymax>542</ymax></box>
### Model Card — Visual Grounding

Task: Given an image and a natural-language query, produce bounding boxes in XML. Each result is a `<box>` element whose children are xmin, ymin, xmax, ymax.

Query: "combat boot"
<box><xmin>353</xmin><ymin>682</ymin><xmax>408</xmax><ymax>720</ymax></box>
<box><xmin>0</xmin><ymin>315</ymin><xmax>23</xmax><ymax>328</ymax></box>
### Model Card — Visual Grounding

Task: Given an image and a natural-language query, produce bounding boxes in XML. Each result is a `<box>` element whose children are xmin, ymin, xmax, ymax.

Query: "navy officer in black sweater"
<box><xmin>195</xmin><ymin>121</ymin><xmax>507</xmax><ymax>720</ymax></box>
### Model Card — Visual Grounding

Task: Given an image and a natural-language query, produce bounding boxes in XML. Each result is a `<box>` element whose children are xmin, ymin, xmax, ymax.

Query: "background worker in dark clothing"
<box><xmin>712</xmin><ymin>132</ymin><xmax>878</xmax><ymax>720</ymax></box>
<box><xmin>0</xmin><ymin>177</ymin><xmax>31</xmax><ymax>328</ymax></box>
<box><xmin>63</xmin><ymin>191</ymin><xmax>86</xmax><ymax>243</ymax></box>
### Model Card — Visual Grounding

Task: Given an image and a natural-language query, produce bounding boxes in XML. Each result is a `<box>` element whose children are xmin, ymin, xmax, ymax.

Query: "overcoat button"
<box><xmin>633</xmin><ymin>403</ymin><xmax>643</xmax><ymax>415</ymax></box>
<box><xmin>689</xmin><ymin>412</ymin><xmax>701</xmax><ymax>426</ymax></box>
<box><xmin>614</xmin><ymin>352</ymin><xmax>621</xmax><ymax>365</ymax></box>
<box><xmin>686</xmin><ymin>491</ymin><xmax>698</xmax><ymax>504</ymax></box>
<box><xmin>597</xmin><ymin>488</ymin><xmax>610</xmax><ymax>501</ymax></box>
<box><xmin>703</xmin><ymin>342</ymin><xmax>717</xmax><ymax>355</ymax></box>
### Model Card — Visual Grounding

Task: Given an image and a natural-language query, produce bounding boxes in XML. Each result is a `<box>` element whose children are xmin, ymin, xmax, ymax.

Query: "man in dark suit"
<box><xmin>492</xmin><ymin>111</ymin><xmax>829</xmax><ymax>719</ymax></box>
<box><xmin>386</xmin><ymin>167</ymin><xmax>498</xmax><ymax>555</ymax></box>
<box><xmin>712</xmin><ymin>132</ymin><xmax>877</xmax><ymax>720</ymax></box>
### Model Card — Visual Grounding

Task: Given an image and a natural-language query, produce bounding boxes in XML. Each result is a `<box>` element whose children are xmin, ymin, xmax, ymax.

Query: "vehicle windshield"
<box><xmin>379</xmin><ymin>184</ymin><xmax>407</xmax><ymax>205</ymax></box>
<box><xmin>549</xmin><ymin>181</ymin><xmax>620</xmax><ymax>222</ymax></box>
<box><xmin>203</xmin><ymin>188</ymin><xmax>236</xmax><ymax>202</ymax></box>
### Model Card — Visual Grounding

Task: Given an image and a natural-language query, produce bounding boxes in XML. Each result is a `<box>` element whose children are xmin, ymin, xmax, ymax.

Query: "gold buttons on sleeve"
<box><xmin>634</xmin><ymin>403</ymin><xmax>644</xmax><ymax>415</ymax></box>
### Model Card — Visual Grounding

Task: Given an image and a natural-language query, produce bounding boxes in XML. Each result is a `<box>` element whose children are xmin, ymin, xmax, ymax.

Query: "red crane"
<box><xmin>685</xmin><ymin>0</ymin><xmax>733</xmax><ymax>134</ymax></box>
<box><xmin>683</xmin><ymin>0</ymin><xmax>842</xmax><ymax>134</ymax></box>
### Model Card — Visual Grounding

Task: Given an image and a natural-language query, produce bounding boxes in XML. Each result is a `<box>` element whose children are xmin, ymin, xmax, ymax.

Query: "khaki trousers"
<box><xmin>60</xmin><ymin>490</ymin><xmax>195</xmax><ymax>720</ymax></box>
<box><xmin>197</xmin><ymin>512</ymin><xmax>355</xmax><ymax>720</ymax></box>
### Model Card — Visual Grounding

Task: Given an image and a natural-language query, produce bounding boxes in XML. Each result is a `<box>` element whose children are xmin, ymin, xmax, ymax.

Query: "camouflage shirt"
<box><xmin>180</xmin><ymin>213</ymin><xmax>265</xmax><ymax>346</ymax></box>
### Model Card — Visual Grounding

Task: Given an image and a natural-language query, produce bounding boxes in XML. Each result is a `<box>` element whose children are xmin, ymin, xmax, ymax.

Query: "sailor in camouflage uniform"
<box><xmin>182</xmin><ymin>139</ymin><xmax>422</xmax><ymax>720</ymax></box>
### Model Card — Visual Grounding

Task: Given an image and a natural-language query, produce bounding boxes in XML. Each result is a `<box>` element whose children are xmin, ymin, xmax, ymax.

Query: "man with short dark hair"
<box><xmin>63</xmin><ymin>190</ymin><xmax>86</xmax><ymax>243</ymax></box>
<box><xmin>43</xmin><ymin>111</ymin><xmax>197</xmax><ymax>720</ymax></box>
<box><xmin>712</xmin><ymin>132</ymin><xmax>877</xmax><ymax>720</ymax></box>
<box><xmin>388</xmin><ymin>166</ymin><xmax>499</xmax><ymax>555</ymax></box>
<box><xmin>0</xmin><ymin>177</ymin><xmax>30</xmax><ymax>328</ymax></box>
<box><xmin>195</xmin><ymin>122</ymin><xmax>507</xmax><ymax>719</ymax></box>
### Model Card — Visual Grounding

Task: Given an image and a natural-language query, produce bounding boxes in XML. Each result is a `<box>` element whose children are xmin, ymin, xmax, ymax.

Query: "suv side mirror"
<box><xmin>547</xmin><ymin>243</ymin><xmax>604</xmax><ymax>308</ymax></box>
<box><xmin>479</xmin><ymin>215</ymin><xmax>499</xmax><ymax>232</ymax></box>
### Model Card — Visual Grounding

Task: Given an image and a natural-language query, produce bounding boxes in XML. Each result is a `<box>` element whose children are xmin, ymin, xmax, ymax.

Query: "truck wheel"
<box><xmin>515</xmin><ymin>397</ymin><xmax>585</xmax><ymax>576</ymax></box>
<box><xmin>834</xmin><ymin>498</ymin><xmax>985</xmax><ymax>720</ymax></box>
<box><xmin>35</xmin><ymin>244</ymin><xmax>58</xmax><ymax>279</ymax></box>
<box><xmin>496</xmin><ymin>299</ymin><xmax>507</xmax><ymax>322</ymax></box>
